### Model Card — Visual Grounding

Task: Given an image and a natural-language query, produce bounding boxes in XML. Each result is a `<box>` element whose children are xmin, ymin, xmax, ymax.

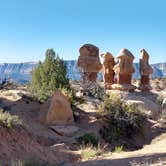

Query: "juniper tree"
<box><xmin>29</xmin><ymin>49</ymin><xmax>70</xmax><ymax>102</ymax></box>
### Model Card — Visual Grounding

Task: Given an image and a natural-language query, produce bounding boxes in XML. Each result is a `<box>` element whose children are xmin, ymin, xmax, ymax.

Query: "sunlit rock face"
<box><xmin>77</xmin><ymin>44</ymin><xmax>102</xmax><ymax>81</ymax></box>
<box><xmin>112</xmin><ymin>48</ymin><xmax>136</xmax><ymax>91</ymax></box>
<box><xmin>0</xmin><ymin>62</ymin><xmax>37</xmax><ymax>84</ymax></box>
<box><xmin>101</xmin><ymin>52</ymin><xmax>115</xmax><ymax>89</ymax></box>
<box><xmin>138</xmin><ymin>49</ymin><xmax>153</xmax><ymax>91</ymax></box>
<box><xmin>41</xmin><ymin>91</ymin><xmax>74</xmax><ymax>125</ymax></box>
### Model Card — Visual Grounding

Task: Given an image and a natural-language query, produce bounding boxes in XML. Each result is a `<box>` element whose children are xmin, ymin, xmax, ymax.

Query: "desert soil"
<box><xmin>0</xmin><ymin>88</ymin><xmax>166</xmax><ymax>166</ymax></box>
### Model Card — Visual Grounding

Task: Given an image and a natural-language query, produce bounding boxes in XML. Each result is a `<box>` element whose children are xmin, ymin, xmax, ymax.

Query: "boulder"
<box><xmin>41</xmin><ymin>91</ymin><xmax>74</xmax><ymax>125</ymax></box>
<box><xmin>109</xmin><ymin>91</ymin><xmax>162</xmax><ymax>120</ymax></box>
<box><xmin>49</xmin><ymin>125</ymin><xmax>79</xmax><ymax>136</ymax></box>
<box><xmin>125</xmin><ymin>95</ymin><xmax>161</xmax><ymax>120</ymax></box>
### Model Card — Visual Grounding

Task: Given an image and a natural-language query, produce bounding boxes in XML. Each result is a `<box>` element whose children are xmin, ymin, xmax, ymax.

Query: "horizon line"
<box><xmin>0</xmin><ymin>60</ymin><xmax>166</xmax><ymax>65</ymax></box>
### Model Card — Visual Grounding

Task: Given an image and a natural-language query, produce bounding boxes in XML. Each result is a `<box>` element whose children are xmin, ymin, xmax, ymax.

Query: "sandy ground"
<box><xmin>0</xmin><ymin>88</ymin><xmax>166</xmax><ymax>166</ymax></box>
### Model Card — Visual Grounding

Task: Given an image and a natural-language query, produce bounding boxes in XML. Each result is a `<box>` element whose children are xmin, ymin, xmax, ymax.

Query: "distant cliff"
<box><xmin>0</xmin><ymin>61</ymin><xmax>165</xmax><ymax>84</ymax></box>
<box><xmin>0</xmin><ymin>62</ymin><xmax>37</xmax><ymax>84</ymax></box>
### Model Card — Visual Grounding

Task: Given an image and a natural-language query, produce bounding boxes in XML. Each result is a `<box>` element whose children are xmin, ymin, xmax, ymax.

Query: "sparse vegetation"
<box><xmin>98</xmin><ymin>94</ymin><xmax>147</xmax><ymax>150</ymax></box>
<box><xmin>80</xmin><ymin>143</ymin><xmax>113</xmax><ymax>161</ymax></box>
<box><xmin>59</xmin><ymin>87</ymin><xmax>85</xmax><ymax>105</ymax></box>
<box><xmin>4</xmin><ymin>91</ymin><xmax>13</xmax><ymax>96</ymax></box>
<box><xmin>79</xmin><ymin>80</ymin><xmax>105</xmax><ymax>99</ymax></box>
<box><xmin>0</xmin><ymin>109</ymin><xmax>24</xmax><ymax>128</ymax></box>
<box><xmin>160</xmin><ymin>111</ymin><xmax>166</xmax><ymax>119</ymax></box>
<box><xmin>114</xmin><ymin>145</ymin><xmax>123</xmax><ymax>153</ymax></box>
<box><xmin>80</xmin><ymin>144</ymin><xmax>104</xmax><ymax>161</ymax></box>
<box><xmin>162</xmin><ymin>77</ymin><xmax>166</xmax><ymax>86</ymax></box>
<box><xmin>0</xmin><ymin>78</ymin><xmax>17</xmax><ymax>90</ymax></box>
<box><xmin>77</xmin><ymin>133</ymin><xmax>98</xmax><ymax>147</ymax></box>
<box><xmin>28</xmin><ymin>49</ymin><xmax>70</xmax><ymax>103</ymax></box>
<box><xmin>156</xmin><ymin>94</ymin><xmax>164</xmax><ymax>106</ymax></box>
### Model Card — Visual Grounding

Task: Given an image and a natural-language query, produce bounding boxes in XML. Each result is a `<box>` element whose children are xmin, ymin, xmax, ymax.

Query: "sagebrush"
<box><xmin>59</xmin><ymin>87</ymin><xmax>85</xmax><ymax>105</ymax></box>
<box><xmin>77</xmin><ymin>133</ymin><xmax>98</xmax><ymax>147</ymax></box>
<box><xmin>80</xmin><ymin>144</ymin><xmax>104</xmax><ymax>161</ymax></box>
<box><xmin>0</xmin><ymin>109</ymin><xmax>24</xmax><ymax>128</ymax></box>
<box><xmin>98</xmin><ymin>94</ymin><xmax>146</xmax><ymax>150</ymax></box>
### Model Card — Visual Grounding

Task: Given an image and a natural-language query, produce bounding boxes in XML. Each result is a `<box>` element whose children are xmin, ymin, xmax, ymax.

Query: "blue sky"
<box><xmin>0</xmin><ymin>0</ymin><xmax>166</xmax><ymax>63</ymax></box>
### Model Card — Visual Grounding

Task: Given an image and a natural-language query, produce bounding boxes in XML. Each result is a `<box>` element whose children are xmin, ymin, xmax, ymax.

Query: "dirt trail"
<box><xmin>67</xmin><ymin>133</ymin><xmax>166</xmax><ymax>166</ymax></box>
<box><xmin>66</xmin><ymin>94</ymin><xmax>166</xmax><ymax>166</ymax></box>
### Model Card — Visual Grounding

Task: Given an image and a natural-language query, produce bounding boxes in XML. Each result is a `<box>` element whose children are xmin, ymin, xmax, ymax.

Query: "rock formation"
<box><xmin>45</xmin><ymin>91</ymin><xmax>74</xmax><ymax>125</ymax></box>
<box><xmin>138</xmin><ymin>49</ymin><xmax>153</xmax><ymax>91</ymax></box>
<box><xmin>112</xmin><ymin>48</ymin><xmax>136</xmax><ymax>91</ymax></box>
<box><xmin>77</xmin><ymin>44</ymin><xmax>102</xmax><ymax>81</ymax></box>
<box><xmin>101</xmin><ymin>52</ymin><xmax>115</xmax><ymax>89</ymax></box>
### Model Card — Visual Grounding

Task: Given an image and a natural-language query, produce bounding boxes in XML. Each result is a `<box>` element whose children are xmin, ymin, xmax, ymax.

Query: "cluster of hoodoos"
<box><xmin>77</xmin><ymin>44</ymin><xmax>153</xmax><ymax>92</ymax></box>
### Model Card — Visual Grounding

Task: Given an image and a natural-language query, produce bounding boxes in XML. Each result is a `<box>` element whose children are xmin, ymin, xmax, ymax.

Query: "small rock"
<box><xmin>50</xmin><ymin>143</ymin><xmax>67</xmax><ymax>150</ymax></box>
<box><xmin>49</xmin><ymin>125</ymin><xmax>79</xmax><ymax>136</ymax></box>
<box><xmin>36</xmin><ymin>136</ymin><xmax>56</xmax><ymax>146</ymax></box>
<box><xmin>76</xmin><ymin>91</ymin><xmax>83</xmax><ymax>97</ymax></box>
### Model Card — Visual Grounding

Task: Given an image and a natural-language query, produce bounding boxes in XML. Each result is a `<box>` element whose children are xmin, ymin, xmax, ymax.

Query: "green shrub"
<box><xmin>79</xmin><ymin>80</ymin><xmax>105</xmax><ymax>99</ymax></box>
<box><xmin>4</xmin><ymin>91</ymin><xmax>13</xmax><ymax>96</ymax></box>
<box><xmin>0</xmin><ymin>110</ymin><xmax>23</xmax><ymax>128</ymax></box>
<box><xmin>80</xmin><ymin>144</ymin><xmax>104</xmax><ymax>161</ymax></box>
<box><xmin>59</xmin><ymin>87</ymin><xmax>85</xmax><ymax>105</ymax></box>
<box><xmin>28</xmin><ymin>49</ymin><xmax>70</xmax><ymax>103</ymax></box>
<box><xmin>98</xmin><ymin>94</ymin><xmax>146</xmax><ymax>150</ymax></box>
<box><xmin>77</xmin><ymin>133</ymin><xmax>98</xmax><ymax>147</ymax></box>
<box><xmin>114</xmin><ymin>146</ymin><xmax>123</xmax><ymax>153</ymax></box>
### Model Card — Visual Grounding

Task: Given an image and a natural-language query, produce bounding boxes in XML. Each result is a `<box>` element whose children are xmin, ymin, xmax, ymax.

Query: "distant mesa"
<box><xmin>0</xmin><ymin>61</ymin><xmax>165</xmax><ymax>84</ymax></box>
